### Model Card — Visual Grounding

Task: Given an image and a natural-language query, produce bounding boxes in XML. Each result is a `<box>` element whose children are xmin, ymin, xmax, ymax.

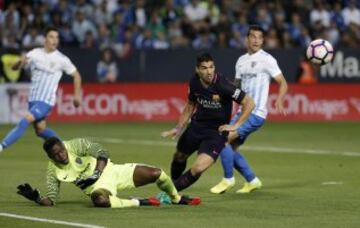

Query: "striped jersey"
<box><xmin>235</xmin><ymin>49</ymin><xmax>282</xmax><ymax>119</ymax></box>
<box><xmin>26</xmin><ymin>48</ymin><xmax>76</xmax><ymax>106</ymax></box>
<box><xmin>45</xmin><ymin>138</ymin><xmax>109</xmax><ymax>203</ymax></box>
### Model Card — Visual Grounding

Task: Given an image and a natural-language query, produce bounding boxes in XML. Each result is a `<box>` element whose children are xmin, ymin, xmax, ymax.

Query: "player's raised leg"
<box><xmin>174</xmin><ymin>153</ymin><xmax>214</xmax><ymax>191</ymax></box>
<box><xmin>34</xmin><ymin>120</ymin><xmax>59</xmax><ymax>140</ymax></box>
<box><xmin>1</xmin><ymin>112</ymin><xmax>34</xmax><ymax>151</ymax></box>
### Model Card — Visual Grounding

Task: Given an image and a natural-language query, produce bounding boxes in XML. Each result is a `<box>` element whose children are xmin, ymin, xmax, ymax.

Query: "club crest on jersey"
<box><xmin>75</xmin><ymin>157</ymin><xmax>82</xmax><ymax>164</ymax></box>
<box><xmin>251</xmin><ymin>62</ymin><xmax>257</xmax><ymax>68</ymax></box>
<box><xmin>212</xmin><ymin>94</ymin><xmax>220</xmax><ymax>102</ymax></box>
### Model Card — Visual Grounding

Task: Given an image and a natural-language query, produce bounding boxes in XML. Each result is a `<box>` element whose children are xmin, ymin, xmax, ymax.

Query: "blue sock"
<box><xmin>233</xmin><ymin>152</ymin><xmax>256</xmax><ymax>182</ymax></box>
<box><xmin>220</xmin><ymin>144</ymin><xmax>235</xmax><ymax>178</ymax></box>
<box><xmin>37</xmin><ymin>128</ymin><xmax>59</xmax><ymax>140</ymax></box>
<box><xmin>2</xmin><ymin>118</ymin><xmax>30</xmax><ymax>148</ymax></box>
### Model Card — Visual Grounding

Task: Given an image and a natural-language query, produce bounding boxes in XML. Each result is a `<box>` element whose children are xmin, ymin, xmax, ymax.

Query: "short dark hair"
<box><xmin>196</xmin><ymin>52</ymin><xmax>214</xmax><ymax>67</ymax></box>
<box><xmin>43</xmin><ymin>137</ymin><xmax>62</xmax><ymax>154</ymax></box>
<box><xmin>44</xmin><ymin>26</ymin><xmax>59</xmax><ymax>36</ymax></box>
<box><xmin>247</xmin><ymin>25</ymin><xmax>265</xmax><ymax>37</ymax></box>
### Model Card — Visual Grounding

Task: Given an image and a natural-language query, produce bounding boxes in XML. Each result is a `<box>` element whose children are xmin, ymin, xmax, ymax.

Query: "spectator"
<box><xmin>310</xmin><ymin>1</ymin><xmax>330</xmax><ymax>28</ymax></box>
<box><xmin>22</xmin><ymin>26</ymin><xmax>45</xmax><ymax>50</ymax></box>
<box><xmin>229</xmin><ymin>31</ymin><xmax>245</xmax><ymax>49</ymax></box>
<box><xmin>60</xmin><ymin>23</ymin><xmax>78</xmax><ymax>46</ymax></box>
<box><xmin>331</xmin><ymin>2</ymin><xmax>346</xmax><ymax>31</ymax></box>
<box><xmin>342</xmin><ymin>0</ymin><xmax>360</xmax><ymax>26</ymax></box>
<box><xmin>184</xmin><ymin>0</ymin><xmax>208</xmax><ymax>22</ymax></box>
<box><xmin>265</xmin><ymin>28</ymin><xmax>281</xmax><ymax>49</ymax></box>
<box><xmin>97</xmin><ymin>48</ymin><xmax>118</xmax><ymax>83</ymax></box>
<box><xmin>94</xmin><ymin>0</ymin><xmax>112</xmax><ymax>26</ymax></box>
<box><xmin>0</xmin><ymin>51</ymin><xmax>28</xmax><ymax>83</ymax></box>
<box><xmin>159</xmin><ymin>0</ymin><xmax>183</xmax><ymax>27</ymax></box>
<box><xmin>192</xmin><ymin>29</ymin><xmax>215</xmax><ymax>49</ymax></box>
<box><xmin>81</xmin><ymin>30</ymin><xmax>97</xmax><ymax>49</ymax></box>
<box><xmin>72</xmin><ymin>11</ymin><xmax>98</xmax><ymax>44</ymax></box>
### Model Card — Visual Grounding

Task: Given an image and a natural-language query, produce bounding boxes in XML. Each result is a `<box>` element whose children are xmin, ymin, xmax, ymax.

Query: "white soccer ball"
<box><xmin>306</xmin><ymin>39</ymin><xmax>334</xmax><ymax>65</ymax></box>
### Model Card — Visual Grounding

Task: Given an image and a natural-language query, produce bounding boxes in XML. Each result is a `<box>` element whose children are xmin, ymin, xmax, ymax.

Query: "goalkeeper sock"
<box><xmin>2</xmin><ymin>118</ymin><xmax>30</xmax><ymax>148</ymax></box>
<box><xmin>171</xmin><ymin>159</ymin><xmax>187</xmax><ymax>181</ymax></box>
<box><xmin>234</xmin><ymin>151</ymin><xmax>256</xmax><ymax>182</ymax></box>
<box><xmin>174</xmin><ymin>169</ymin><xmax>201</xmax><ymax>191</ymax></box>
<box><xmin>109</xmin><ymin>195</ymin><xmax>139</xmax><ymax>208</ymax></box>
<box><xmin>220</xmin><ymin>144</ymin><xmax>235</xmax><ymax>178</ymax></box>
<box><xmin>156</xmin><ymin>170</ymin><xmax>181</xmax><ymax>203</ymax></box>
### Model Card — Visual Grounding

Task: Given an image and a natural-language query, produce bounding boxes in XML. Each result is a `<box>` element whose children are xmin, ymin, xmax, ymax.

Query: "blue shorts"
<box><xmin>28</xmin><ymin>101</ymin><xmax>53</xmax><ymax>122</ymax></box>
<box><xmin>230</xmin><ymin>113</ymin><xmax>265</xmax><ymax>145</ymax></box>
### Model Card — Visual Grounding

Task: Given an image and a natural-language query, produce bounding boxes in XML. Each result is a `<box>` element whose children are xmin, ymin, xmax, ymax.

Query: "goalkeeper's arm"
<box><xmin>17</xmin><ymin>183</ymin><xmax>54</xmax><ymax>206</ymax></box>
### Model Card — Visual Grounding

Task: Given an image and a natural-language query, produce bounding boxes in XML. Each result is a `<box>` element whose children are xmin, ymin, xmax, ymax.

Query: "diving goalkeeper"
<box><xmin>17</xmin><ymin>137</ymin><xmax>200</xmax><ymax>208</ymax></box>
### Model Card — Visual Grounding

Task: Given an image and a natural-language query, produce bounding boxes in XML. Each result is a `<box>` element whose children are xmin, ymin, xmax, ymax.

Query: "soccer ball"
<box><xmin>306</xmin><ymin>39</ymin><xmax>334</xmax><ymax>65</ymax></box>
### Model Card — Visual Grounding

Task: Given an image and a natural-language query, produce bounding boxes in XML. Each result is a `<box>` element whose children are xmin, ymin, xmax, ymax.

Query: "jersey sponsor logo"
<box><xmin>76</xmin><ymin>163</ymin><xmax>91</xmax><ymax>181</ymax></box>
<box><xmin>196</xmin><ymin>97</ymin><xmax>222</xmax><ymax>109</ymax></box>
<box><xmin>240</xmin><ymin>73</ymin><xmax>257</xmax><ymax>79</ymax></box>
<box><xmin>212</xmin><ymin>94</ymin><xmax>220</xmax><ymax>102</ymax></box>
<box><xmin>75</xmin><ymin>157</ymin><xmax>82</xmax><ymax>164</ymax></box>
<box><xmin>232</xmin><ymin>89</ymin><xmax>241</xmax><ymax>100</ymax></box>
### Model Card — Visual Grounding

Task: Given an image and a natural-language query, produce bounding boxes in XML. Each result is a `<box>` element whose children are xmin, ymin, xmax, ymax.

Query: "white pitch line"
<box><xmin>322</xmin><ymin>181</ymin><xmax>343</xmax><ymax>185</ymax></box>
<box><xmin>89</xmin><ymin>137</ymin><xmax>360</xmax><ymax>157</ymax></box>
<box><xmin>0</xmin><ymin>212</ymin><xmax>105</xmax><ymax>228</ymax></box>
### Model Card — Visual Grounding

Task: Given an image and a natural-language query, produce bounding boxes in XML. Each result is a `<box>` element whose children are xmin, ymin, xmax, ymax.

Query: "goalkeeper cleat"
<box><xmin>210</xmin><ymin>179</ymin><xmax>235</xmax><ymax>194</ymax></box>
<box><xmin>139</xmin><ymin>197</ymin><xmax>160</xmax><ymax>206</ymax></box>
<box><xmin>156</xmin><ymin>192</ymin><xmax>172</xmax><ymax>205</ymax></box>
<box><xmin>175</xmin><ymin>195</ymin><xmax>201</xmax><ymax>206</ymax></box>
<box><xmin>236</xmin><ymin>178</ymin><xmax>262</xmax><ymax>194</ymax></box>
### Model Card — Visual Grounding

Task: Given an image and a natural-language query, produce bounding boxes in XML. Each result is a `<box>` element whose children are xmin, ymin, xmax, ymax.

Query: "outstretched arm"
<box><xmin>219</xmin><ymin>95</ymin><xmax>255</xmax><ymax>132</ymax></box>
<box><xmin>273</xmin><ymin>74</ymin><xmax>288</xmax><ymax>115</ymax></box>
<box><xmin>17</xmin><ymin>183</ymin><xmax>55</xmax><ymax>206</ymax></box>
<box><xmin>161</xmin><ymin>101</ymin><xmax>195</xmax><ymax>139</ymax></box>
<box><xmin>71</xmin><ymin>70</ymin><xmax>82</xmax><ymax>108</ymax></box>
<box><xmin>12</xmin><ymin>55</ymin><xmax>28</xmax><ymax>71</ymax></box>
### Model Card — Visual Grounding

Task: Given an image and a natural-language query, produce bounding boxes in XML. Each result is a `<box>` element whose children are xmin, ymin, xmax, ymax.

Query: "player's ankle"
<box><xmin>249</xmin><ymin>177</ymin><xmax>260</xmax><ymax>184</ymax></box>
<box><xmin>224</xmin><ymin>177</ymin><xmax>235</xmax><ymax>184</ymax></box>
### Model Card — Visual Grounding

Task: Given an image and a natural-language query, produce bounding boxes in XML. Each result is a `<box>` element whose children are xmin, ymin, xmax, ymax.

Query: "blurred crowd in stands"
<box><xmin>1</xmin><ymin>0</ymin><xmax>360</xmax><ymax>56</ymax></box>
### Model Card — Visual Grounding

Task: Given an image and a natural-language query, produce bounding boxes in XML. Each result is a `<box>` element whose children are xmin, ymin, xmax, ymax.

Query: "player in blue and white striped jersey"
<box><xmin>210</xmin><ymin>25</ymin><xmax>288</xmax><ymax>194</ymax></box>
<box><xmin>0</xmin><ymin>27</ymin><xmax>82</xmax><ymax>153</ymax></box>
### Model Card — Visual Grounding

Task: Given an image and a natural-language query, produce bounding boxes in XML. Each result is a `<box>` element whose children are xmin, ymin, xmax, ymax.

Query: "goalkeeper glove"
<box><xmin>75</xmin><ymin>170</ymin><xmax>102</xmax><ymax>190</ymax></box>
<box><xmin>17</xmin><ymin>183</ymin><xmax>41</xmax><ymax>204</ymax></box>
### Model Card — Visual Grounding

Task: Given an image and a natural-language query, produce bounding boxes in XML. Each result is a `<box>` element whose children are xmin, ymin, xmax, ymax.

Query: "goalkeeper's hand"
<box><xmin>75</xmin><ymin>170</ymin><xmax>102</xmax><ymax>190</ymax></box>
<box><xmin>17</xmin><ymin>183</ymin><xmax>41</xmax><ymax>204</ymax></box>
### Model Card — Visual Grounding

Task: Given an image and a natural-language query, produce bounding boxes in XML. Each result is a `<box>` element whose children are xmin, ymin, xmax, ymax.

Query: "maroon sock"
<box><xmin>171</xmin><ymin>160</ymin><xmax>187</xmax><ymax>181</ymax></box>
<box><xmin>174</xmin><ymin>170</ymin><xmax>201</xmax><ymax>191</ymax></box>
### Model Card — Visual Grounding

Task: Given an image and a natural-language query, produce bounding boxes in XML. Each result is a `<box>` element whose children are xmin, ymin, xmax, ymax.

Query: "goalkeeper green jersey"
<box><xmin>45</xmin><ymin>138</ymin><xmax>109</xmax><ymax>202</ymax></box>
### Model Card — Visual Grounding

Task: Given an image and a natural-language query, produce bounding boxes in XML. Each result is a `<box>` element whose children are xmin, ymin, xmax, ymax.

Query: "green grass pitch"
<box><xmin>0</xmin><ymin>122</ymin><xmax>359</xmax><ymax>228</ymax></box>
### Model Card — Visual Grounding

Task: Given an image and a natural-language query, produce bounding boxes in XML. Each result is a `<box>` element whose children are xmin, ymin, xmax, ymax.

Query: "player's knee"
<box><xmin>91</xmin><ymin>192</ymin><xmax>110</xmax><ymax>208</ymax></box>
<box><xmin>35</xmin><ymin>127</ymin><xmax>46</xmax><ymax>135</ymax></box>
<box><xmin>173</xmin><ymin>152</ymin><xmax>188</xmax><ymax>162</ymax></box>
<box><xmin>24</xmin><ymin>112</ymin><xmax>35</xmax><ymax>123</ymax></box>
<box><xmin>150</xmin><ymin>168</ymin><xmax>162</xmax><ymax>181</ymax></box>
<box><xmin>190</xmin><ymin>165</ymin><xmax>205</xmax><ymax>176</ymax></box>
